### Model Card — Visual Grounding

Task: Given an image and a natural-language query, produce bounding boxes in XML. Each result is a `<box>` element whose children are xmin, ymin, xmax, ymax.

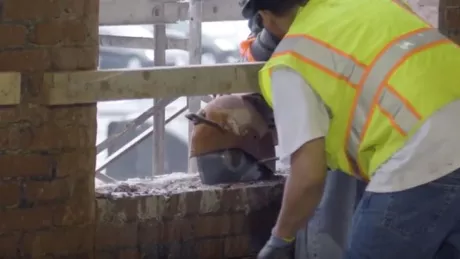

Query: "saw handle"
<box><xmin>185</xmin><ymin>112</ymin><xmax>226</xmax><ymax>133</ymax></box>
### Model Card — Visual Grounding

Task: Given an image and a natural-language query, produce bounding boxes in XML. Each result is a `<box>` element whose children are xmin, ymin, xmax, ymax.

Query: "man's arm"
<box><xmin>270</xmin><ymin>68</ymin><xmax>329</xmax><ymax>239</ymax></box>
<box><xmin>274</xmin><ymin>137</ymin><xmax>327</xmax><ymax>238</ymax></box>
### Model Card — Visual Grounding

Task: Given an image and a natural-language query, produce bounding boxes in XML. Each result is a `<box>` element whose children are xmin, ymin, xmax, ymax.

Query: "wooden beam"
<box><xmin>99</xmin><ymin>34</ymin><xmax>187</xmax><ymax>49</ymax></box>
<box><xmin>99</xmin><ymin>0</ymin><xmax>244</xmax><ymax>25</ymax></box>
<box><xmin>0</xmin><ymin>72</ymin><xmax>21</xmax><ymax>105</ymax></box>
<box><xmin>44</xmin><ymin>63</ymin><xmax>263</xmax><ymax>105</ymax></box>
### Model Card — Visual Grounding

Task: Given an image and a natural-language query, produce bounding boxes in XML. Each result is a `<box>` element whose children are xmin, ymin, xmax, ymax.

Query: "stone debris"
<box><xmin>95</xmin><ymin>172</ymin><xmax>287</xmax><ymax>199</ymax></box>
<box><xmin>95</xmin><ymin>173</ymin><xmax>201</xmax><ymax>198</ymax></box>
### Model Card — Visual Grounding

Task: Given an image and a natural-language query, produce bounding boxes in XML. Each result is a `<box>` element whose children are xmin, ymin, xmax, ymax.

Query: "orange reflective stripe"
<box><xmin>272</xmin><ymin>51</ymin><xmax>359</xmax><ymax>87</ymax></box>
<box><xmin>358</xmin><ymin>38</ymin><xmax>451</xmax><ymax>144</ymax></box>
<box><xmin>267</xmin><ymin>28</ymin><xmax>448</xmax><ymax>179</ymax></box>
<box><xmin>347</xmin><ymin>27</ymin><xmax>427</xmax><ymax>141</ymax></box>
<box><xmin>272</xmin><ymin>34</ymin><xmax>365</xmax><ymax>88</ymax></box>
<box><xmin>285</xmin><ymin>34</ymin><xmax>366</xmax><ymax>67</ymax></box>
<box><xmin>344</xmin><ymin>28</ymin><xmax>435</xmax><ymax>180</ymax></box>
<box><xmin>377</xmin><ymin>103</ymin><xmax>407</xmax><ymax>136</ymax></box>
<box><xmin>386</xmin><ymin>85</ymin><xmax>421</xmax><ymax>120</ymax></box>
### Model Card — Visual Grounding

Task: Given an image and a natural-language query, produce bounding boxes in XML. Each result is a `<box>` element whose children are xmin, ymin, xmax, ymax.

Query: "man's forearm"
<box><xmin>274</xmin><ymin>171</ymin><xmax>324</xmax><ymax>238</ymax></box>
<box><xmin>273</xmin><ymin>138</ymin><xmax>327</xmax><ymax>239</ymax></box>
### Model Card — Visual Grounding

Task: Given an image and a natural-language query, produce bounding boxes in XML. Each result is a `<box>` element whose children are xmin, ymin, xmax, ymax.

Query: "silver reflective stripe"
<box><xmin>274</xmin><ymin>36</ymin><xmax>364</xmax><ymax>85</ymax></box>
<box><xmin>378</xmin><ymin>87</ymin><xmax>420</xmax><ymax>133</ymax></box>
<box><xmin>347</xmin><ymin>28</ymin><xmax>446</xmax><ymax>161</ymax></box>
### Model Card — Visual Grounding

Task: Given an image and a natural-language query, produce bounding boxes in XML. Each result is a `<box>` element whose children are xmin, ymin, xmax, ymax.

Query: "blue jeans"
<box><xmin>343</xmin><ymin>167</ymin><xmax>460</xmax><ymax>259</ymax></box>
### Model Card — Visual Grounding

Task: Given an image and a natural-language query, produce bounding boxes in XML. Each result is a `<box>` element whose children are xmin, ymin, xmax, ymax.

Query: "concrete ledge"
<box><xmin>43</xmin><ymin>63</ymin><xmax>263</xmax><ymax>105</ymax></box>
<box><xmin>95</xmin><ymin>173</ymin><xmax>284</xmax><ymax>259</ymax></box>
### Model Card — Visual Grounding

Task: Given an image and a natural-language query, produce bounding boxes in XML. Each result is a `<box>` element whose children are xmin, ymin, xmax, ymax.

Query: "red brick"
<box><xmin>138</xmin><ymin>220</ymin><xmax>162</xmax><ymax>245</ymax></box>
<box><xmin>167</xmin><ymin>242</ymin><xmax>197</xmax><ymax>258</ymax></box>
<box><xmin>447</xmin><ymin>33</ymin><xmax>460</xmax><ymax>44</ymax></box>
<box><xmin>22</xmin><ymin>226</ymin><xmax>93</xmax><ymax>256</ymax></box>
<box><xmin>0</xmin><ymin>153</ymin><xmax>54</xmax><ymax>178</ymax></box>
<box><xmin>231</xmin><ymin>213</ymin><xmax>249</xmax><ymax>234</ymax></box>
<box><xmin>2</xmin><ymin>0</ymin><xmax>87</xmax><ymax>20</ymax></box>
<box><xmin>196</xmin><ymin>239</ymin><xmax>224</xmax><ymax>259</ymax></box>
<box><xmin>0</xmin><ymin>124</ymin><xmax>44</xmax><ymax>150</ymax></box>
<box><xmin>55</xmin><ymin>148</ymin><xmax>96</xmax><ymax>177</ymax></box>
<box><xmin>96</xmin><ymin>197</ymin><xmax>138</xmax><ymax>223</ymax></box>
<box><xmin>136</xmin><ymin>195</ymin><xmax>181</xmax><ymax>219</ymax></box>
<box><xmin>161</xmin><ymin>194</ymin><xmax>181</xmax><ymax>218</ymax></box>
<box><xmin>138</xmin><ymin>218</ymin><xmax>193</xmax><ymax>244</ymax></box>
<box><xmin>0</xmin><ymin>49</ymin><xmax>50</xmax><ymax>71</ymax></box>
<box><xmin>0</xmin><ymin>202</ymin><xmax>93</xmax><ymax>232</ymax></box>
<box><xmin>199</xmin><ymin>189</ymin><xmax>223</xmax><ymax>214</ymax></box>
<box><xmin>221</xmin><ymin>188</ymin><xmax>247</xmax><ymax>212</ymax></box>
<box><xmin>0</xmin><ymin>207</ymin><xmax>53</xmax><ymax>231</ymax></box>
<box><xmin>246</xmin><ymin>183</ymin><xmax>284</xmax><ymax>211</ymax></box>
<box><xmin>443</xmin><ymin>7</ymin><xmax>460</xmax><ymax>29</ymax></box>
<box><xmin>224</xmin><ymin>235</ymin><xmax>252</xmax><ymax>258</ymax></box>
<box><xmin>0</xmin><ymin>104</ymin><xmax>48</xmax><ymax>125</ymax></box>
<box><xmin>31</xmin><ymin>20</ymin><xmax>90</xmax><ymax>46</ymax></box>
<box><xmin>118</xmin><ymin>249</ymin><xmax>140</xmax><ymax>259</ymax></box>
<box><xmin>0</xmin><ymin>0</ymin><xmax>98</xmax><ymax>257</ymax></box>
<box><xmin>50</xmin><ymin>46</ymin><xmax>99</xmax><ymax>70</ymax></box>
<box><xmin>95</xmin><ymin>251</ymin><xmax>115</xmax><ymax>259</ymax></box>
<box><xmin>441</xmin><ymin>0</ymin><xmax>460</xmax><ymax>5</ymax></box>
<box><xmin>0</xmin><ymin>233</ymin><xmax>21</xmax><ymax>256</ymax></box>
<box><xmin>0</xmin><ymin>107</ymin><xmax>96</xmax><ymax>150</ymax></box>
<box><xmin>178</xmin><ymin>190</ymin><xmax>202</xmax><ymax>215</ymax></box>
<box><xmin>95</xmin><ymin>223</ymin><xmax>138</xmax><ymax>249</ymax></box>
<box><xmin>53</xmin><ymin>180</ymin><xmax>95</xmax><ymax>226</ymax></box>
<box><xmin>0</xmin><ymin>24</ymin><xmax>28</xmax><ymax>47</ymax></box>
<box><xmin>164</xmin><ymin>218</ymin><xmax>194</xmax><ymax>241</ymax></box>
<box><xmin>193</xmin><ymin>215</ymin><xmax>232</xmax><ymax>238</ymax></box>
<box><xmin>0</xmin><ymin>182</ymin><xmax>21</xmax><ymax>207</ymax></box>
<box><xmin>24</xmin><ymin>178</ymin><xmax>71</xmax><ymax>203</ymax></box>
<box><xmin>49</xmin><ymin>123</ymin><xmax>96</xmax><ymax>148</ymax></box>
<box><xmin>50</xmin><ymin>105</ymin><xmax>97</xmax><ymax>128</ymax></box>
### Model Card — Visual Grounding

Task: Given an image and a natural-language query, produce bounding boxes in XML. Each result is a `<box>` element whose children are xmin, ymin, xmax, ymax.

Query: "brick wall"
<box><xmin>0</xmin><ymin>0</ymin><xmax>99</xmax><ymax>257</ymax></box>
<box><xmin>0</xmin><ymin>0</ymin><xmax>286</xmax><ymax>257</ymax></box>
<box><xmin>439</xmin><ymin>0</ymin><xmax>460</xmax><ymax>43</ymax></box>
<box><xmin>95</xmin><ymin>180</ymin><xmax>284</xmax><ymax>259</ymax></box>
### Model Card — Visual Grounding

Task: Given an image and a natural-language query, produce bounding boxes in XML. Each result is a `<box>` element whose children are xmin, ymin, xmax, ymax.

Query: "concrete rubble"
<box><xmin>95</xmin><ymin>172</ymin><xmax>287</xmax><ymax>199</ymax></box>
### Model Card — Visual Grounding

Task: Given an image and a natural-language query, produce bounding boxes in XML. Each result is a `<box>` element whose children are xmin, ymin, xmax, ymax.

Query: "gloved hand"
<box><xmin>257</xmin><ymin>234</ymin><xmax>295</xmax><ymax>259</ymax></box>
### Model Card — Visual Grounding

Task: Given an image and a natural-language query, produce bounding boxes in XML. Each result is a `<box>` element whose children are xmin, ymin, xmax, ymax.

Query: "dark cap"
<box><xmin>239</xmin><ymin>0</ymin><xmax>256</xmax><ymax>19</ymax></box>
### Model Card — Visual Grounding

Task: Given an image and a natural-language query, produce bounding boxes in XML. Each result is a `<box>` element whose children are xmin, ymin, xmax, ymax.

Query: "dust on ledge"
<box><xmin>95</xmin><ymin>172</ymin><xmax>287</xmax><ymax>199</ymax></box>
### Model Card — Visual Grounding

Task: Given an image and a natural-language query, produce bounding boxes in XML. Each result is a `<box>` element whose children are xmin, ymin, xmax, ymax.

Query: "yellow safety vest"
<box><xmin>259</xmin><ymin>0</ymin><xmax>460</xmax><ymax>181</ymax></box>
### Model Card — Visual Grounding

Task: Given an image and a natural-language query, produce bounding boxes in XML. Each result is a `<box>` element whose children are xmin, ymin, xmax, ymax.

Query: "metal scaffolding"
<box><xmin>95</xmin><ymin>0</ymin><xmax>244</xmax><ymax>182</ymax></box>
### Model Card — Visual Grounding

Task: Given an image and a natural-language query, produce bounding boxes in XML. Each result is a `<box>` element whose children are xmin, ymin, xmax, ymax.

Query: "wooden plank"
<box><xmin>44</xmin><ymin>63</ymin><xmax>263</xmax><ymax>105</ymax></box>
<box><xmin>0</xmin><ymin>72</ymin><xmax>21</xmax><ymax>105</ymax></box>
<box><xmin>99</xmin><ymin>34</ymin><xmax>188</xmax><ymax>49</ymax></box>
<box><xmin>99</xmin><ymin>0</ymin><xmax>244</xmax><ymax>25</ymax></box>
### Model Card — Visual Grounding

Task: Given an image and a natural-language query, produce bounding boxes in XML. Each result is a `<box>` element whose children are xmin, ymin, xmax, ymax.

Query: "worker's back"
<box><xmin>260</xmin><ymin>0</ymin><xmax>460</xmax><ymax>174</ymax></box>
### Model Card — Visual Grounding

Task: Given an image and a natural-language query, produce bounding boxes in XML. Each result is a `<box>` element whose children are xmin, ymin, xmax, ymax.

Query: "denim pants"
<box><xmin>295</xmin><ymin>170</ymin><xmax>366</xmax><ymax>259</ymax></box>
<box><xmin>343</xmin><ymin>167</ymin><xmax>460</xmax><ymax>259</ymax></box>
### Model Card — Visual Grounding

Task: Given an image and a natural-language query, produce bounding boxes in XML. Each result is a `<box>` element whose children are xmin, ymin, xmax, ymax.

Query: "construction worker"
<box><xmin>238</xmin><ymin>5</ymin><xmax>366</xmax><ymax>258</ymax></box>
<box><xmin>240</xmin><ymin>0</ymin><xmax>460</xmax><ymax>258</ymax></box>
<box><xmin>187</xmin><ymin>14</ymin><xmax>363</xmax><ymax>258</ymax></box>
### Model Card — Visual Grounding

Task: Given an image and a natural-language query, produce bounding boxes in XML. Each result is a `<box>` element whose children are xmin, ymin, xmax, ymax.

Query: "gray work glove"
<box><xmin>257</xmin><ymin>235</ymin><xmax>295</xmax><ymax>259</ymax></box>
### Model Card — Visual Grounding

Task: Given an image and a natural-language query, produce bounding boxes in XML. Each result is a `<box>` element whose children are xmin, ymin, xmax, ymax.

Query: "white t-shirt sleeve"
<box><xmin>271</xmin><ymin>67</ymin><xmax>330</xmax><ymax>165</ymax></box>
